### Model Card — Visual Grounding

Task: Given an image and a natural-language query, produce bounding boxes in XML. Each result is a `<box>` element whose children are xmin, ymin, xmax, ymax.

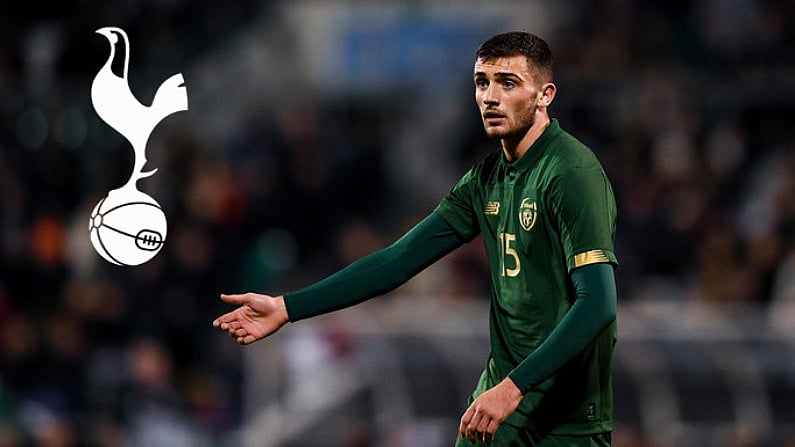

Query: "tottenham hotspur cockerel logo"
<box><xmin>88</xmin><ymin>27</ymin><xmax>188</xmax><ymax>266</ymax></box>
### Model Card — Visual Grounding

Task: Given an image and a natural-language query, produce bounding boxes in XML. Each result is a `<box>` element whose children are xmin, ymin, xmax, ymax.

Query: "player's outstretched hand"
<box><xmin>459</xmin><ymin>377</ymin><xmax>523</xmax><ymax>444</ymax></box>
<box><xmin>212</xmin><ymin>293</ymin><xmax>289</xmax><ymax>345</ymax></box>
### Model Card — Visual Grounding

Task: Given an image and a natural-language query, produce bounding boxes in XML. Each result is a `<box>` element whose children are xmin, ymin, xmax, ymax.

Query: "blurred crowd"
<box><xmin>2</xmin><ymin>0</ymin><xmax>795</xmax><ymax>446</ymax></box>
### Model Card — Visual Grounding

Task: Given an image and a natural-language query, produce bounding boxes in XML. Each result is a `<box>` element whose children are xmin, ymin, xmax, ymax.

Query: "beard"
<box><xmin>483</xmin><ymin>104</ymin><xmax>537</xmax><ymax>140</ymax></box>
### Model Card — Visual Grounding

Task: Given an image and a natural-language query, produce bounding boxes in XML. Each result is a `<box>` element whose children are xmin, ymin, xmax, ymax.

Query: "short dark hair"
<box><xmin>476</xmin><ymin>32</ymin><xmax>554</xmax><ymax>83</ymax></box>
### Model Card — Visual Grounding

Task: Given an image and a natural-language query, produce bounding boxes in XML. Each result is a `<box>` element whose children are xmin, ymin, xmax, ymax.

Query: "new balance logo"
<box><xmin>485</xmin><ymin>201</ymin><xmax>500</xmax><ymax>216</ymax></box>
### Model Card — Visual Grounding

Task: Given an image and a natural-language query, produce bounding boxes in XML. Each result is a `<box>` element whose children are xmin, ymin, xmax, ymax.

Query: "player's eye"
<box><xmin>475</xmin><ymin>79</ymin><xmax>488</xmax><ymax>89</ymax></box>
<box><xmin>502</xmin><ymin>80</ymin><xmax>517</xmax><ymax>89</ymax></box>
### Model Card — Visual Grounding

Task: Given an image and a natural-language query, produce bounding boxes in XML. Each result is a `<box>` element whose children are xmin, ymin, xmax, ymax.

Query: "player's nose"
<box><xmin>481</xmin><ymin>84</ymin><xmax>499</xmax><ymax>105</ymax></box>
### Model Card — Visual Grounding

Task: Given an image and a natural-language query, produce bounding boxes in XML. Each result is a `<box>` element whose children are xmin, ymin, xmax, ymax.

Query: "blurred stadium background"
<box><xmin>2</xmin><ymin>0</ymin><xmax>795</xmax><ymax>446</ymax></box>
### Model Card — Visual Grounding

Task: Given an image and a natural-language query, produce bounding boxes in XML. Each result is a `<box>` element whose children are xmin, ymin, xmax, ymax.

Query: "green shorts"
<box><xmin>455</xmin><ymin>427</ymin><xmax>611</xmax><ymax>447</ymax></box>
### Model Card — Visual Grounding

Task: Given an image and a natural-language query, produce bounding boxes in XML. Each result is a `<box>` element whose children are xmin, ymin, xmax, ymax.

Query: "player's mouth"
<box><xmin>483</xmin><ymin>110</ymin><xmax>505</xmax><ymax>125</ymax></box>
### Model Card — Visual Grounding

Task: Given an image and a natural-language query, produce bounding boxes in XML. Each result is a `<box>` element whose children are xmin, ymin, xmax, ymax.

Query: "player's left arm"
<box><xmin>460</xmin><ymin>263</ymin><xmax>616</xmax><ymax>443</ymax></box>
<box><xmin>507</xmin><ymin>262</ymin><xmax>616</xmax><ymax>391</ymax></box>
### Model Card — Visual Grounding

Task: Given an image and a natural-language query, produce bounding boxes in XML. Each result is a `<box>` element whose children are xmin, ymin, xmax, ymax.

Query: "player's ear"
<box><xmin>537</xmin><ymin>83</ymin><xmax>556</xmax><ymax>108</ymax></box>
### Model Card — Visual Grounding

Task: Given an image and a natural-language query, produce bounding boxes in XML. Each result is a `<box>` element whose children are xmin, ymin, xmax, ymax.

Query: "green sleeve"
<box><xmin>507</xmin><ymin>263</ymin><xmax>617</xmax><ymax>394</ymax></box>
<box><xmin>283</xmin><ymin>212</ymin><xmax>464</xmax><ymax>321</ymax></box>
<box><xmin>550</xmin><ymin>164</ymin><xmax>618</xmax><ymax>271</ymax></box>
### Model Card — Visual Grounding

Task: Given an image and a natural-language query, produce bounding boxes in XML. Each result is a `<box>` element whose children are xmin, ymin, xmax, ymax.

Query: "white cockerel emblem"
<box><xmin>88</xmin><ymin>26</ymin><xmax>188</xmax><ymax>266</ymax></box>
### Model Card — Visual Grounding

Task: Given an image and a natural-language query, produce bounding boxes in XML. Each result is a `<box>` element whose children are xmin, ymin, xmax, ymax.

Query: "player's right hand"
<box><xmin>212</xmin><ymin>293</ymin><xmax>289</xmax><ymax>344</ymax></box>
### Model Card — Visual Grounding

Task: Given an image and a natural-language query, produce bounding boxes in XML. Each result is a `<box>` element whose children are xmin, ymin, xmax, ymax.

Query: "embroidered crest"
<box><xmin>519</xmin><ymin>198</ymin><xmax>537</xmax><ymax>231</ymax></box>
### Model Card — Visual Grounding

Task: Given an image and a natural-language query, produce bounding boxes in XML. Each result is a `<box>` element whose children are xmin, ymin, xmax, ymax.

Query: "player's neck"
<box><xmin>502</xmin><ymin>115</ymin><xmax>551</xmax><ymax>162</ymax></box>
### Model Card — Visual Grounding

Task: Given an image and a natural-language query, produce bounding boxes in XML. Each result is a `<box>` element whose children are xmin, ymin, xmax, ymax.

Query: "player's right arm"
<box><xmin>284</xmin><ymin>212</ymin><xmax>464</xmax><ymax>321</ymax></box>
<box><xmin>213</xmin><ymin>212</ymin><xmax>465</xmax><ymax>343</ymax></box>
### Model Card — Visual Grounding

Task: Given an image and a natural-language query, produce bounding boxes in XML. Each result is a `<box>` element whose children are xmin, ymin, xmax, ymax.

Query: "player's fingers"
<box><xmin>485</xmin><ymin>418</ymin><xmax>500</xmax><ymax>443</ymax></box>
<box><xmin>214</xmin><ymin>318</ymin><xmax>238</xmax><ymax>331</ymax></box>
<box><xmin>459</xmin><ymin>406</ymin><xmax>475</xmax><ymax>439</ymax></box>
<box><xmin>220</xmin><ymin>293</ymin><xmax>248</xmax><ymax>306</ymax></box>
<box><xmin>212</xmin><ymin>314</ymin><xmax>229</xmax><ymax>327</ymax></box>
<box><xmin>213</xmin><ymin>310</ymin><xmax>241</xmax><ymax>328</ymax></box>
<box><xmin>466</xmin><ymin>411</ymin><xmax>483</xmax><ymax>442</ymax></box>
<box><xmin>475</xmin><ymin>414</ymin><xmax>491</xmax><ymax>439</ymax></box>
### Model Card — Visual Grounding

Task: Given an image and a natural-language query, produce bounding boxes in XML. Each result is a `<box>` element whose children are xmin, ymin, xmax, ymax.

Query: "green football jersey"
<box><xmin>436</xmin><ymin>119</ymin><xmax>617</xmax><ymax>435</ymax></box>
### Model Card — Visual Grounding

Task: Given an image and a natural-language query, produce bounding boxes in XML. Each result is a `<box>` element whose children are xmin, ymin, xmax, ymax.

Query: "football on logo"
<box><xmin>89</xmin><ymin>188</ymin><xmax>167</xmax><ymax>266</ymax></box>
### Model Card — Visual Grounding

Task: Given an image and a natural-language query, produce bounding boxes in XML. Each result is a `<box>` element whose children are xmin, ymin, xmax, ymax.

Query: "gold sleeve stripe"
<box><xmin>574</xmin><ymin>250</ymin><xmax>610</xmax><ymax>267</ymax></box>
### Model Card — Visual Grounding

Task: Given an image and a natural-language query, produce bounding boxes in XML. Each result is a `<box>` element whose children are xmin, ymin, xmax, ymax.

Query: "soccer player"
<box><xmin>213</xmin><ymin>31</ymin><xmax>617</xmax><ymax>447</ymax></box>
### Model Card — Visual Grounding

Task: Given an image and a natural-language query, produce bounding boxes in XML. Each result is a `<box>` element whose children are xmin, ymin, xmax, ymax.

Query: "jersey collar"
<box><xmin>501</xmin><ymin>118</ymin><xmax>562</xmax><ymax>172</ymax></box>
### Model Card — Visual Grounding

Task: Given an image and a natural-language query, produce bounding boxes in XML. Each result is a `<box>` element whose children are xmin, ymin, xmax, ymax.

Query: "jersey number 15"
<box><xmin>499</xmin><ymin>232</ymin><xmax>521</xmax><ymax>277</ymax></box>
